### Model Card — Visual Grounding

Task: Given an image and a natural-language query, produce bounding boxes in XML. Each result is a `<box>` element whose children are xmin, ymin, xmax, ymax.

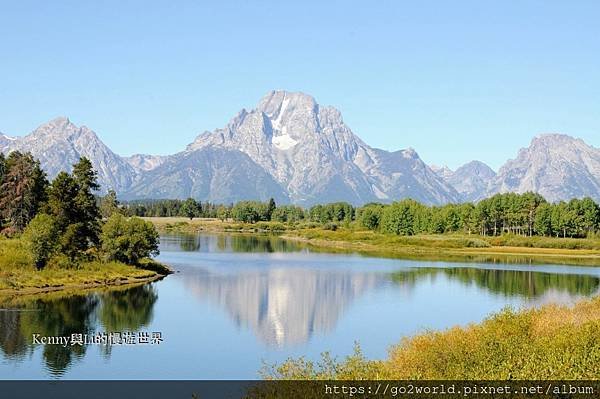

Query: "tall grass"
<box><xmin>0</xmin><ymin>236</ymin><xmax>33</xmax><ymax>270</ymax></box>
<box><xmin>265</xmin><ymin>297</ymin><xmax>600</xmax><ymax>380</ymax></box>
<box><xmin>485</xmin><ymin>234</ymin><xmax>600</xmax><ymax>250</ymax></box>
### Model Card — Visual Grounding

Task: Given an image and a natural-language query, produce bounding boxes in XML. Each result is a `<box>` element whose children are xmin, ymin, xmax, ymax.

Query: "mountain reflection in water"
<box><xmin>2</xmin><ymin>233</ymin><xmax>600</xmax><ymax>379</ymax></box>
<box><xmin>168</xmin><ymin>234</ymin><xmax>600</xmax><ymax>347</ymax></box>
<box><xmin>183</xmin><ymin>266</ymin><xmax>388</xmax><ymax>346</ymax></box>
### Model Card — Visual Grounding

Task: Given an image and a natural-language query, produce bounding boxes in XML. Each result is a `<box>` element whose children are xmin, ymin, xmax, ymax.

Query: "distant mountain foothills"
<box><xmin>2</xmin><ymin>91</ymin><xmax>600</xmax><ymax>205</ymax></box>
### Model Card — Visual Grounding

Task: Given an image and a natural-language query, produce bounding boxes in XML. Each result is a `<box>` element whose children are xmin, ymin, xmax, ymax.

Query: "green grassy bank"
<box><xmin>146</xmin><ymin>217</ymin><xmax>600</xmax><ymax>266</ymax></box>
<box><xmin>0</xmin><ymin>236</ymin><xmax>171</xmax><ymax>296</ymax></box>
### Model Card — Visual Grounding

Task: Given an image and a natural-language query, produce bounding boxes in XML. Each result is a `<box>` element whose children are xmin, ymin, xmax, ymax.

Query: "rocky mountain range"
<box><xmin>490</xmin><ymin>134</ymin><xmax>600</xmax><ymax>202</ymax></box>
<box><xmin>2</xmin><ymin>91</ymin><xmax>600</xmax><ymax>205</ymax></box>
<box><xmin>0</xmin><ymin>117</ymin><xmax>137</xmax><ymax>193</ymax></box>
<box><xmin>432</xmin><ymin>161</ymin><xmax>497</xmax><ymax>202</ymax></box>
<box><xmin>184</xmin><ymin>91</ymin><xmax>459</xmax><ymax>205</ymax></box>
<box><xmin>433</xmin><ymin>134</ymin><xmax>600</xmax><ymax>203</ymax></box>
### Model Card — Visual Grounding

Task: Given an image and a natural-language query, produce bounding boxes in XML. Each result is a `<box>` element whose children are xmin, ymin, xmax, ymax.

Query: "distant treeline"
<box><xmin>125</xmin><ymin>199</ymin><xmax>232</xmax><ymax>219</ymax></box>
<box><xmin>123</xmin><ymin>192</ymin><xmax>600</xmax><ymax>238</ymax></box>
<box><xmin>2</xmin><ymin>151</ymin><xmax>598</xmax><ymax>241</ymax></box>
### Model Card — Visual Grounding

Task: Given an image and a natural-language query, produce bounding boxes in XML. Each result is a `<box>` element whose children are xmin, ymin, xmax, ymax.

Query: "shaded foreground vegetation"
<box><xmin>263</xmin><ymin>296</ymin><xmax>600</xmax><ymax>380</ymax></box>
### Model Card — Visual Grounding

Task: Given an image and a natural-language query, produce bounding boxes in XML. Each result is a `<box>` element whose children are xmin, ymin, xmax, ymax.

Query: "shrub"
<box><xmin>231</xmin><ymin>201</ymin><xmax>270</xmax><ymax>223</ymax></box>
<box><xmin>357</xmin><ymin>205</ymin><xmax>384</xmax><ymax>230</ymax></box>
<box><xmin>464</xmin><ymin>238</ymin><xmax>491</xmax><ymax>248</ymax></box>
<box><xmin>22</xmin><ymin>213</ymin><xmax>59</xmax><ymax>269</ymax></box>
<box><xmin>254</xmin><ymin>222</ymin><xmax>286</xmax><ymax>232</ymax></box>
<box><xmin>46</xmin><ymin>253</ymin><xmax>79</xmax><ymax>270</ymax></box>
<box><xmin>322</xmin><ymin>222</ymin><xmax>338</xmax><ymax>231</ymax></box>
<box><xmin>101</xmin><ymin>214</ymin><xmax>160</xmax><ymax>265</ymax></box>
<box><xmin>59</xmin><ymin>222</ymin><xmax>89</xmax><ymax>261</ymax></box>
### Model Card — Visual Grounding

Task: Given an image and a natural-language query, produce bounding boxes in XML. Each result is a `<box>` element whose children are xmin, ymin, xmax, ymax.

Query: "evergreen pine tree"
<box><xmin>100</xmin><ymin>189</ymin><xmax>121</xmax><ymax>219</ymax></box>
<box><xmin>0</xmin><ymin>152</ymin><xmax>48</xmax><ymax>231</ymax></box>
<box><xmin>72</xmin><ymin>157</ymin><xmax>101</xmax><ymax>246</ymax></box>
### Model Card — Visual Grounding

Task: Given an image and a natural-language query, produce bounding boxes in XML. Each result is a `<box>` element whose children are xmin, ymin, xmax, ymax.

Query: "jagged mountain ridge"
<box><xmin>2</xmin><ymin>93</ymin><xmax>600</xmax><ymax>205</ymax></box>
<box><xmin>434</xmin><ymin>135</ymin><xmax>600</xmax><ymax>203</ymax></box>
<box><xmin>0</xmin><ymin>117</ymin><xmax>137</xmax><ymax>193</ymax></box>
<box><xmin>489</xmin><ymin>134</ymin><xmax>600</xmax><ymax>202</ymax></box>
<box><xmin>433</xmin><ymin>161</ymin><xmax>497</xmax><ymax>202</ymax></box>
<box><xmin>184</xmin><ymin>90</ymin><xmax>460</xmax><ymax>205</ymax></box>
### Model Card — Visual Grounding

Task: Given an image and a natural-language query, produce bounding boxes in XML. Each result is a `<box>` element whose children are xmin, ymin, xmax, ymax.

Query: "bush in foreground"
<box><xmin>101</xmin><ymin>214</ymin><xmax>159</xmax><ymax>265</ymax></box>
<box><xmin>22</xmin><ymin>213</ymin><xmax>59</xmax><ymax>269</ymax></box>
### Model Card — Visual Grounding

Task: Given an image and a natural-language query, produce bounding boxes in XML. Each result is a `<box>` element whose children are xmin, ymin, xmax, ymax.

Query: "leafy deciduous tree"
<box><xmin>101</xmin><ymin>214</ymin><xmax>160</xmax><ymax>265</ymax></box>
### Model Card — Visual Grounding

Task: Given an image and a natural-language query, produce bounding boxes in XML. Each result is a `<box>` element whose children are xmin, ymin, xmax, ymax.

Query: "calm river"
<box><xmin>1</xmin><ymin>233</ymin><xmax>599</xmax><ymax>379</ymax></box>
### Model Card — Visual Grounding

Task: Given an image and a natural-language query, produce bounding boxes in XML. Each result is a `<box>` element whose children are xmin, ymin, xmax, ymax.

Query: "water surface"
<box><xmin>1</xmin><ymin>233</ymin><xmax>599</xmax><ymax>379</ymax></box>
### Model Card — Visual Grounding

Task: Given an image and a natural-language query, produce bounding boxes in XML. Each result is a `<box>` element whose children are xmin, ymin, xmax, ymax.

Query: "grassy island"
<box><xmin>0</xmin><ymin>154</ymin><xmax>170</xmax><ymax>296</ymax></box>
<box><xmin>0</xmin><ymin>236</ymin><xmax>170</xmax><ymax>296</ymax></box>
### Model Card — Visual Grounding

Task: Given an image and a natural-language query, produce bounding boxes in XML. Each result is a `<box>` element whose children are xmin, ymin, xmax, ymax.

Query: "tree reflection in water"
<box><xmin>0</xmin><ymin>284</ymin><xmax>158</xmax><ymax>376</ymax></box>
<box><xmin>162</xmin><ymin>232</ymin><xmax>306</xmax><ymax>253</ymax></box>
<box><xmin>0</xmin><ymin>310</ymin><xmax>28</xmax><ymax>361</ymax></box>
<box><xmin>391</xmin><ymin>267</ymin><xmax>600</xmax><ymax>298</ymax></box>
<box><xmin>99</xmin><ymin>285</ymin><xmax>158</xmax><ymax>332</ymax></box>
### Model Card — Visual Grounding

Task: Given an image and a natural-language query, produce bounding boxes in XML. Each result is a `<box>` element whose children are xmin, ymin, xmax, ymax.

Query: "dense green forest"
<box><xmin>3</xmin><ymin>151</ymin><xmax>600</xmax><ymax>244</ymax></box>
<box><xmin>0</xmin><ymin>152</ymin><xmax>158</xmax><ymax>269</ymax></box>
<box><xmin>125</xmin><ymin>193</ymin><xmax>600</xmax><ymax>239</ymax></box>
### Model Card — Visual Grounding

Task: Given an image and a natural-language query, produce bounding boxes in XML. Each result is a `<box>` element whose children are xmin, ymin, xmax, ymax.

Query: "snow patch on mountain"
<box><xmin>272</xmin><ymin>134</ymin><xmax>298</xmax><ymax>150</ymax></box>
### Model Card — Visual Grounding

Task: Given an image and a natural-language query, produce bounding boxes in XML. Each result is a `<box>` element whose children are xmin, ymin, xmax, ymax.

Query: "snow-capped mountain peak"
<box><xmin>182</xmin><ymin>90</ymin><xmax>459</xmax><ymax>205</ymax></box>
<box><xmin>3</xmin><ymin>96</ymin><xmax>599</xmax><ymax>205</ymax></box>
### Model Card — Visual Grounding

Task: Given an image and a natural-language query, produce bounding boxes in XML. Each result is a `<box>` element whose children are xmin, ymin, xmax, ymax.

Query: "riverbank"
<box><xmin>264</xmin><ymin>295</ymin><xmax>600</xmax><ymax>380</ymax></box>
<box><xmin>146</xmin><ymin>217</ymin><xmax>600</xmax><ymax>266</ymax></box>
<box><xmin>0</xmin><ymin>237</ymin><xmax>172</xmax><ymax>296</ymax></box>
<box><xmin>283</xmin><ymin>230</ymin><xmax>600</xmax><ymax>266</ymax></box>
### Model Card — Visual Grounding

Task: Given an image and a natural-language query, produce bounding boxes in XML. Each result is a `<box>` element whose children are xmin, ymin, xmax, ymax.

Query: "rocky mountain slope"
<box><xmin>489</xmin><ymin>134</ymin><xmax>600</xmax><ymax>202</ymax></box>
<box><xmin>434</xmin><ymin>161</ymin><xmax>497</xmax><ymax>202</ymax></box>
<box><xmin>184</xmin><ymin>90</ymin><xmax>460</xmax><ymax>205</ymax></box>
<box><xmin>0</xmin><ymin>133</ymin><xmax>16</xmax><ymax>153</ymax></box>
<box><xmin>0</xmin><ymin>117</ymin><xmax>137</xmax><ymax>193</ymax></box>
<box><xmin>125</xmin><ymin>147</ymin><xmax>289</xmax><ymax>203</ymax></box>
<box><xmin>2</xmin><ymin>94</ymin><xmax>600</xmax><ymax>205</ymax></box>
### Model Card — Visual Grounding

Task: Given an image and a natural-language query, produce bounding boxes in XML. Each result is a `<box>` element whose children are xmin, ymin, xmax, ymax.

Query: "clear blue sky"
<box><xmin>1</xmin><ymin>0</ymin><xmax>599</xmax><ymax>170</ymax></box>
